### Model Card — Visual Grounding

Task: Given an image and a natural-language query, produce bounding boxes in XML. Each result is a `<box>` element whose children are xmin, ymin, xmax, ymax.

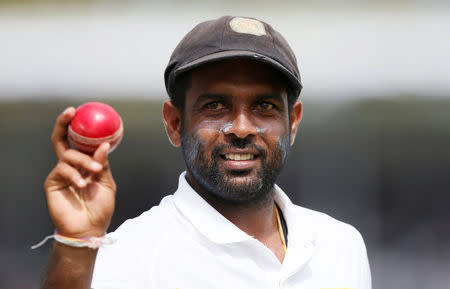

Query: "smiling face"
<box><xmin>163</xmin><ymin>58</ymin><xmax>303</xmax><ymax>206</ymax></box>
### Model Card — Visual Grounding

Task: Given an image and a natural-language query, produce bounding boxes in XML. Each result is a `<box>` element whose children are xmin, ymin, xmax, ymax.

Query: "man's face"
<box><xmin>177</xmin><ymin>59</ymin><xmax>300</xmax><ymax>206</ymax></box>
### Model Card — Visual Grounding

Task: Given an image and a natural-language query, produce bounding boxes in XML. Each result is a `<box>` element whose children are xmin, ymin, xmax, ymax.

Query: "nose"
<box><xmin>224</xmin><ymin>111</ymin><xmax>257</xmax><ymax>139</ymax></box>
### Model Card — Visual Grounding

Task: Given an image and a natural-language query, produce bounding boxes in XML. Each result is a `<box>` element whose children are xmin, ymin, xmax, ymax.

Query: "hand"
<box><xmin>44</xmin><ymin>107</ymin><xmax>116</xmax><ymax>238</ymax></box>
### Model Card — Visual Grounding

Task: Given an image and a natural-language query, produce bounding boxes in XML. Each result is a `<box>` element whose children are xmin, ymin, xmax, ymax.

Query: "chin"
<box><xmin>210</xmin><ymin>171</ymin><xmax>271</xmax><ymax>203</ymax></box>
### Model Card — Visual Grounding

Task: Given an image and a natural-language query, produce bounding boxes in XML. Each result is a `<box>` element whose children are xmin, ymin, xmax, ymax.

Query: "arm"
<box><xmin>41</xmin><ymin>243</ymin><xmax>98</xmax><ymax>289</ymax></box>
<box><xmin>41</xmin><ymin>107</ymin><xmax>116</xmax><ymax>289</ymax></box>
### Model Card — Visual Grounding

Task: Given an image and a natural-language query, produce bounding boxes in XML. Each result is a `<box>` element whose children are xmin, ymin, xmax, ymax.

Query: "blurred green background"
<box><xmin>1</xmin><ymin>1</ymin><xmax>449</xmax><ymax>288</ymax></box>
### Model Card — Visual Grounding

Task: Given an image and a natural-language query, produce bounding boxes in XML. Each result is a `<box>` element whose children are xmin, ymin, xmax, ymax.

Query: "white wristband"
<box><xmin>31</xmin><ymin>232</ymin><xmax>115</xmax><ymax>250</ymax></box>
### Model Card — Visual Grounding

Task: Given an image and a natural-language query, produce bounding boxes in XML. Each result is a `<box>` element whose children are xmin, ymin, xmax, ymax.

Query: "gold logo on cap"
<box><xmin>229</xmin><ymin>17</ymin><xmax>266</xmax><ymax>36</ymax></box>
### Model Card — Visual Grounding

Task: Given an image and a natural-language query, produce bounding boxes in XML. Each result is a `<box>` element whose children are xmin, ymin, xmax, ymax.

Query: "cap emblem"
<box><xmin>229</xmin><ymin>17</ymin><xmax>266</xmax><ymax>36</ymax></box>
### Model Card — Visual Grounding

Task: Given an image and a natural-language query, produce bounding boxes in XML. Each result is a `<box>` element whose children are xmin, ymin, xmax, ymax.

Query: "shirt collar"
<box><xmin>274</xmin><ymin>184</ymin><xmax>316</xmax><ymax>277</ymax></box>
<box><xmin>173</xmin><ymin>172</ymin><xmax>253</xmax><ymax>244</ymax></box>
<box><xmin>273</xmin><ymin>184</ymin><xmax>315</xmax><ymax>247</ymax></box>
<box><xmin>173</xmin><ymin>172</ymin><xmax>316</xmax><ymax>248</ymax></box>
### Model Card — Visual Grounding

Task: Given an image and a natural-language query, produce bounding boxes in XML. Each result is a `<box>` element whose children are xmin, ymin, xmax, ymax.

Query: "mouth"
<box><xmin>219</xmin><ymin>151</ymin><xmax>260</xmax><ymax>171</ymax></box>
<box><xmin>223</xmin><ymin>153</ymin><xmax>255</xmax><ymax>161</ymax></box>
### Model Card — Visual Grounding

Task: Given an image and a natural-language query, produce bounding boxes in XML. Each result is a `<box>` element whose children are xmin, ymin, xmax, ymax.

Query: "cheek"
<box><xmin>255</xmin><ymin>119</ymin><xmax>289</xmax><ymax>139</ymax></box>
<box><xmin>191</xmin><ymin>120</ymin><xmax>223</xmax><ymax>145</ymax></box>
<box><xmin>255</xmin><ymin>120</ymin><xmax>290</xmax><ymax>154</ymax></box>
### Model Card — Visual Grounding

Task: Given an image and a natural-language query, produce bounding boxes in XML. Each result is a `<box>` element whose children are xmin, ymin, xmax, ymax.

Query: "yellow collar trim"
<box><xmin>274</xmin><ymin>202</ymin><xmax>287</xmax><ymax>254</ymax></box>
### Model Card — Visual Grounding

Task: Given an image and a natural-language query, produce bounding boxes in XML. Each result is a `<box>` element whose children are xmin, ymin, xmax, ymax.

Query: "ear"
<box><xmin>163</xmin><ymin>101</ymin><xmax>182</xmax><ymax>147</ymax></box>
<box><xmin>289</xmin><ymin>100</ymin><xmax>303</xmax><ymax>145</ymax></box>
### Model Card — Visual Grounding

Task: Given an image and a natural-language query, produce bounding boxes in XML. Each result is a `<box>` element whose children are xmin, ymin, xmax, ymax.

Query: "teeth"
<box><xmin>225</xmin><ymin>153</ymin><xmax>255</xmax><ymax>161</ymax></box>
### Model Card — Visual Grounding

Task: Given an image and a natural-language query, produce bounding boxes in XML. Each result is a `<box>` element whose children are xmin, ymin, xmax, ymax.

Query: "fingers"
<box><xmin>45</xmin><ymin>147</ymin><xmax>110</xmax><ymax>191</ymax></box>
<box><xmin>93</xmin><ymin>142</ymin><xmax>111</xmax><ymax>166</ymax></box>
<box><xmin>51</xmin><ymin>107</ymin><xmax>76</xmax><ymax>160</ymax></box>
<box><xmin>48</xmin><ymin>162</ymin><xmax>88</xmax><ymax>189</ymax></box>
<box><xmin>91</xmin><ymin>142</ymin><xmax>116</xmax><ymax>191</ymax></box>
<box><xmin>61</xmin><ymin>149</ymin><xmax>104</xmax><ymax>174</ymax></box>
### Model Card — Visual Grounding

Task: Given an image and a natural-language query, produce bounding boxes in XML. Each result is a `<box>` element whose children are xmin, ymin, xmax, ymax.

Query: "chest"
<box><xmin>147</xmin><ymin>239</ymin><xmax>360</xmax><ymax>289</ymax></box>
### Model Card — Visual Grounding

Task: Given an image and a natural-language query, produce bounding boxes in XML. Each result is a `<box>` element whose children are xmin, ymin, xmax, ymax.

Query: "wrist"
<box><xmin>54</xmin><ymin>232</ymin><xmax>111</xmax><ymax>249</ymax></box>
<box><xmin>31</xmin><ymin>230</ymin><xmax>115</xmax><ymax>250</ymax></box>
<box><xmin>53</xmin><ymin>241</ymin><xmax>99</xmax><ymax>254</ymax></box>
<box><xmin>56</xmin><ymin>229</ymin><xmax>106</xmax><ymax>239</ymax></box>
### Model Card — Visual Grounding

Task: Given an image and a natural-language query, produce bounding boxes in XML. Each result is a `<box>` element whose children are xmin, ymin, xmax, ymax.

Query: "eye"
<box><xmin>205</xmin><ymin>101</ymin><xmax>225</xmax><ymax>110</ymax></box>
<box><xmin>257</xmin><ymin>102</ymin><xmax>274</xmax><ymax>111</ymax></box>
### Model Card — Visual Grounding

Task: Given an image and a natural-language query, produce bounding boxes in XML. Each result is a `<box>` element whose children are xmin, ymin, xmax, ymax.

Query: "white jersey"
<box><xmin>92</xmin><ymin>172</ymin><xmax>371</xmax><ymax>289</ymax></box>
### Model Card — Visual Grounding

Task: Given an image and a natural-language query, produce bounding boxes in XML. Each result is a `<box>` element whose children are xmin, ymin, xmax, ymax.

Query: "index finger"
<box><xmin>51</xmin><ymin>107</ymin><xmax>76</xmax><ymax>159</ymax></box>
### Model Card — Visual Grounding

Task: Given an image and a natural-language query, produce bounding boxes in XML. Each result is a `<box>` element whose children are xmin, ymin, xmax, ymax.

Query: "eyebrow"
<box><xmin>193</xmin><ymin>92</ymin><xmax>286</xmax><ymax>108</ymax></box>
<box><xmin>193</xmin><ymin>94</ymin><xmax>229</xmax><ymax>108</ymax></box>
<box><xmin>196</xmin><ymin>93</ymin><xmax>284</xmax><ymax>102</ymax></box>
<box><xmin>255</xmin><ymin>93</ymin><xmax>285</xmax><ymax>104</ymax></box>
<box><xmin>196</xmin><ymin>93</ymin><xmax>228</xmax><ymax>103</ymax></box>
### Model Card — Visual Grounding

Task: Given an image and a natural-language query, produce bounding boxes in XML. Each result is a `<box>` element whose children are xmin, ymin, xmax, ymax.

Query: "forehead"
<box><xmin>187</xmin><ymin>58</ymin><xmax>287</xmax><ymax>94</ymax></box>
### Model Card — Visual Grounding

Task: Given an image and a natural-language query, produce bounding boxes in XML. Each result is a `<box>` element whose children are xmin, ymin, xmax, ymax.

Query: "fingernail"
<box><xmin>63</xmin><ymin>107</ymin><xmax>71</xmax><ymax>114</ymax></box>
<box><xmin>90</xmin><ymin>162</ymin><xmax>102</xmax><ymax>171</ymax></box>
<box><xmin>78</xmin><ymin>179</ymin><xmax>87</xmax><ymax>187</ymax></box>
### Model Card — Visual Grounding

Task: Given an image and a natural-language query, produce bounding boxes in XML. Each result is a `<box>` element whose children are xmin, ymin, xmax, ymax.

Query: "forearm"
<box><xmin>41</xmin><ymin>242</ymin><xmax>98</xmax><ymax>289</ymax></box>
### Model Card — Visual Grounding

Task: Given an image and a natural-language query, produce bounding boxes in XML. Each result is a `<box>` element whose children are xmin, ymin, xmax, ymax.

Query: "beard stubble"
<box><xmin>181</xmin><ymin>131</ymin><xmax>290</xmax><ymax>208</ymax></box>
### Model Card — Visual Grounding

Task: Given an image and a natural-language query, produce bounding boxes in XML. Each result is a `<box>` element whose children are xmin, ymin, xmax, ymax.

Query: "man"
<box><xmin>41</xmin><ymin>16</ymin><xmax>371</xmax><ymax>289</ymax></box>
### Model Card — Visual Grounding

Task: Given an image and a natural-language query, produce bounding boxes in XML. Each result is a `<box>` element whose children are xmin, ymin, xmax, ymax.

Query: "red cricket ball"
<box><xmin>68</xmin><ymin>102</ymin><xmax>123</xmax><ymax>154</ymax></box>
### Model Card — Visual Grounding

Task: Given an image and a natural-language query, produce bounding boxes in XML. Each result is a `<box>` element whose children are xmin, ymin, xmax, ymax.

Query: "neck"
<box><xmin>206</xmin><ymin>191</ymin><xmax>277</xmax><ymax>241</ymax></box>
<box><xmin>185</xmin><ymin>171</ymin><xmax>285</xmax><ymax>262</ymax></box>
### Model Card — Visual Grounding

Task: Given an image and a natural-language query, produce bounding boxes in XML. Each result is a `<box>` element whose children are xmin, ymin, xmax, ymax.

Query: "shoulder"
<box><xmin>92</xmin><ymin>195</ymin><xmax>180</xmax><ymax>288</ymax></box>
<box><xmin>102</xmin><ymin>194</ymin><xmax>186</xmax><ymax>254</ymax></box>
<box><xmin>276</xmin><ymin>185</ymin><xmax>364</xmax><ymax>246</ymax></box>
<box><xmin>292</xmin><ymin>204</ymin><xmax>365</xmax><ymax>247</ymax></box>
<box><xmin>112</xmin><ymin>195</ymin><xmax>178</xmax><ymax>240</ymax></box>
<box><xmin>291</xmin><ymin>204</ymin><xmax>370</xmax><ymax>275</ymax></box>
<box><xmin>288</xmin><ymin>204</ymin><xmax>371</xmax><ymax>287</ymax></box>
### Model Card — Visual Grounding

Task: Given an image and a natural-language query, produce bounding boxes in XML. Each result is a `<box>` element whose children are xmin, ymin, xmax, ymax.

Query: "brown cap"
<box><xmin>164</xmin><ymin>16</ymin><xmax>302</xmax><ymax>102</ymax></box>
